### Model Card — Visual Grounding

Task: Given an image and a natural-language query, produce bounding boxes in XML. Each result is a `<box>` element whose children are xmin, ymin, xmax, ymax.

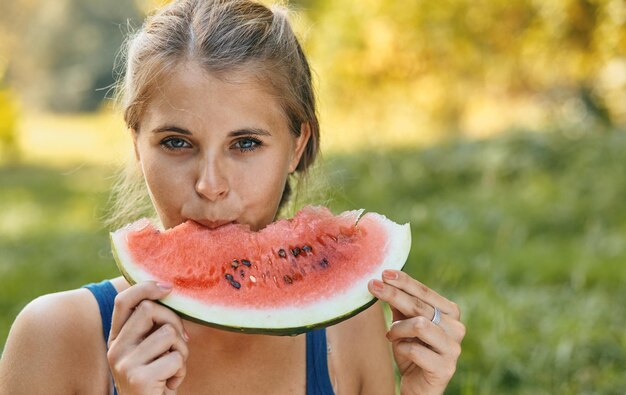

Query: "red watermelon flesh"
<box><xmin>111</xmin><ymin>206</ymin><xmax>411</xmax><ymax>335</ymax></box>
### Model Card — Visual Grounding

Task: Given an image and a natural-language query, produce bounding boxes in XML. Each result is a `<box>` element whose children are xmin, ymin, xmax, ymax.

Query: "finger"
<box><xmin>393</xmin><ymin>339</ymin><xmax>444</xmax><ymax>375</ymax></box>
<box><xmin>369</xmin><ymin>279</ymin><xmax>435</xmax><ymax>321</ymax></box>
<box><xmin>166</xmin><ymin>366</ymin><xmax>187</xmax><ymax>391</ymax></box>
<box><xmin>382</xmin><ymin>270</ymin><xmax>461</xmax><ymax>319</ymax></box>
<box><xmin>131</xmin><ymin>323</ymin><xmax>189</xmax><ymax>366</ymax></box>
<box><xmin>387</xmin><ymin>316</ymin><xmax>449</xmax><ymax>354</ymax></box>
<box><xmin>110</xmin><ymin>281</ymin><xmax>174</xmax><ymax>343</ymax></box>
<box><xmin>114</xmin><ymin>299</ymin><xmax>187</xmax><ymax>350</ymax></box>
<box><xmin>144</xmin><ymin>351</ymin><xmax>186</xmax><ymax>388</ymax></box>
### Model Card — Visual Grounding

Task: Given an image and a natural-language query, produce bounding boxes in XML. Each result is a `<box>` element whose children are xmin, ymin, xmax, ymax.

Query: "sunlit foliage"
<box><xmin>300</xmin><ymin>0</ymin><xmax>625</xmax><ymax>144</ymax></box>
<box><xmin>0</xmin><ymin>87</ymin><xmax>18</xmax><ymax>161</ymax></box>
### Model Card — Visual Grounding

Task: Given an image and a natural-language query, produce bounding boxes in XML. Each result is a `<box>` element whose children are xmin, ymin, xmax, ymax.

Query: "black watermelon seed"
<box><xmin>291</xmin><ymin>247</ymin><xmax>301</xmax><ymax>257</ymax></box>
<box><xmin>240</xmin><ymin>269</ymin><xmax>245</xmax><ymax>278</ymax></box>
<box><xmin>320</xmin><ymin>258</ymin><xmax>329</xmax><ymax>268</ymax></box>
<box><xmin>278</xmin><ymin>249</ymin><xmax>287</xmax><ymax>258</ymax></box>
<box><xmin>241</xmin><ymin>259</ymin><xmax>252</xmax><ymax>267</ymax></box>
<box><xmin>283</xmin><ymin>275</ymin><xmax>293</xmax><ymax>284</ymax></box>
<box><xmin>231</xmin><ymin>259</ymin><xmax>240</xmax><ymax>269</ymax></box>
<box><xmin>230</xmin><ymin>280</ymin><xmax>241</xmax><ymax>289</ymax></box>
<box><xmin>225</xmin><ymin>273</ymin><xmax>234</xmax><ymax>281</ymax></box>
<box><xmin>302</xmin><ymin>245</ymin><xmax>312</xmax><ymax>253</ymax></box>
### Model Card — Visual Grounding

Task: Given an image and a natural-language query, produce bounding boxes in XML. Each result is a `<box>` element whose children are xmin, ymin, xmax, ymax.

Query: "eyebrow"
<box><xmin>151</xmin><ymin>125</ymin><xmax>271</xmax><ymax>137</ymax></box>
<box><xmin>229</xmin><ymin>128</ymin><xmax>271</xmax><ymax>137</ymax></box>
<box><xmin>151</xmin><ymin>125</ymin><xmax>192</xmax><ymax>135</ymax></box>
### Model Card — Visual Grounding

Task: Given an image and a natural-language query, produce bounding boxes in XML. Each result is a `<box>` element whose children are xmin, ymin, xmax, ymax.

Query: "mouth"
<box><xmin>190</xmin><ymin>219</ymin><xmax>236</xmax><ymax>230</ymax></box>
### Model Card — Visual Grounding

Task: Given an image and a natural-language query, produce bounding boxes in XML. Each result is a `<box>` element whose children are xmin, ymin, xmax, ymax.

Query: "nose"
<box><xmin>195</xmin><ymin>154</ymin><xmax>229</xmax><ymax>201</ymax></box>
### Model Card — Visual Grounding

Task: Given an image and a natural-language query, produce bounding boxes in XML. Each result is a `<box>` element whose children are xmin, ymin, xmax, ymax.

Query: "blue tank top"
<box><xmin>84</xmin><ymin>280</ymin><xmax>335</xmax><ymax>395</ymax></box>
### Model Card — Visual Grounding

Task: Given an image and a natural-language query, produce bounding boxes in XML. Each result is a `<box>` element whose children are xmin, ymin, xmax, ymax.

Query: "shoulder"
<box><xmin>327</xmin><ymin>301</ymin><xmax>395</xmax><ymax>394</ymax></box>
<box><xmin>0</xmin><ymin>285</ymin><xmax>112</xmax><ymax>394</ymax></box>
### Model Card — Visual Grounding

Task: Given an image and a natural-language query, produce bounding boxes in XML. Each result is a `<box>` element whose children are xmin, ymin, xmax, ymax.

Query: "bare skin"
<box><xmin>0</xmin><ymin>61</ymin><xmax>464</xmax><ymax>394</ymax></box>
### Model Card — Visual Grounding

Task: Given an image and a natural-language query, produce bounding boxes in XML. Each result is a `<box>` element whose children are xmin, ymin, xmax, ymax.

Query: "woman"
<box><xmin>0</xmin><ymin>1</ymin><xmax>464</xmax><ymax>394</ymax></box>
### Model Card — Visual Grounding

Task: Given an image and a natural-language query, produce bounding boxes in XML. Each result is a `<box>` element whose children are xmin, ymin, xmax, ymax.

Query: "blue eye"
<box><xmin>161</xmin><ymin>137</ymin><xmax>191</xmax><ymax>150</ymax></box>
<box><xmin>234</xmin><ymin>138</ymin><xmax>262</xmax><ymax>153</ymax></box>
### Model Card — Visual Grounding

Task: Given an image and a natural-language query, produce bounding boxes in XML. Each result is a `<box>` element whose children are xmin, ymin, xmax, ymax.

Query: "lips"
<box><xmin>190</xmin><ymin>219</ymin><xmax>236</xmax><ymax>229</ymax></box>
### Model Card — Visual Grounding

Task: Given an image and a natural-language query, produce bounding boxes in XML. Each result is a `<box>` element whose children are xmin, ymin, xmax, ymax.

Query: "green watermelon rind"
<box><xmin>110</xmin><ymin>211</ymin><xmax>411</xmax><ymax>336</ymax></box>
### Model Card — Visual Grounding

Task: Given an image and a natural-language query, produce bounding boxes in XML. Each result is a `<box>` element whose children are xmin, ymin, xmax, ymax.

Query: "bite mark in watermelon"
<box><xmin>111</xmin><ymin>206</ymin><xmax>411</xmax><ymax>335</ymax></box>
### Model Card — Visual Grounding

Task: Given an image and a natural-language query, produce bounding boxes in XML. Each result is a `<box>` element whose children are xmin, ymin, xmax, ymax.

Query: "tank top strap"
<box><xmin>83</xmin><ymin>280</ymin><xmax>119</xmax><ymax>395</ymax></box>
<box><xmin>83</xmin><ymin>280</ymin><xmax>118</xmax><ymax>347</ymax></box>
<box><xmin>306</xmin><ymin>328</ymin><xmax>335</xmax><ymax>395</ymax></box>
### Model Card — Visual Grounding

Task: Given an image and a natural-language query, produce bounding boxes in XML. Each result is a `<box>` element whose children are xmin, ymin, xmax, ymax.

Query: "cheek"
<box><xmin>237</xmin><ymin>153</ymin><xmax>291</xmax><ymax>224</ymax></box>
<box><xmin>242</xmin><ymin>162</ymin><xmax>286</xmax><ymax>203</ymax></box>
<box><xmin>254</xmin><ymin>169</ymin><xmax>286</xmax><ymax>203</ymax></box>
<box><xmin>140</xmin><ymin>152</ymin><xmax>190</xmax><ymax>218</ymax></box>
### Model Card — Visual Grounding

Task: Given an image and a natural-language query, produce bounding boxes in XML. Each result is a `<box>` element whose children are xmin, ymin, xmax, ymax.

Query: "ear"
<box><xmin>288</xmin><ymin>122</ymin><xmax>312</xmax><ymax>173</ymax></box>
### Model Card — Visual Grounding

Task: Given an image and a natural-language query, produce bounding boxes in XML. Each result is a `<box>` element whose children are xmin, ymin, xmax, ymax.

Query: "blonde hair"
<box><xmin>107</xmin><ymin>0</ymin><xmax>320</xmax><ymax>228</ymax></box>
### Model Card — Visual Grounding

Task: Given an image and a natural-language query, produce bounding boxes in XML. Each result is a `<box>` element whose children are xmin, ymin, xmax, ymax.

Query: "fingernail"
<box><xmin>156</xmin><ymin>281</ymin><xmax>173</xmax><ymax>290</ymax></box>
<box><xmin>385</xmin><ymin>331</ymin><xmax>391</xmax><ymax>340</ymax></box>
<box><xmin>382</xmin><ymin>270</ymin><xmax>398</xmax><ymax>280</ymax></box>
<box><xmin>183</xmin><ymin>328</ymin><xmax>190</xmax><ymax>342</ymax></box>
<box><xmin>371</xmin><ymin>279</ymin><xmax>384</xmax><ymax>293</ymax></box>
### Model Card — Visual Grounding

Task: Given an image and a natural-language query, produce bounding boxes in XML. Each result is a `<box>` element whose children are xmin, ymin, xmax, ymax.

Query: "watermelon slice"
<box><xmin>111</xmin><ymin>206</ymin><xmax>411</xmax><ymax>335</ymax></box>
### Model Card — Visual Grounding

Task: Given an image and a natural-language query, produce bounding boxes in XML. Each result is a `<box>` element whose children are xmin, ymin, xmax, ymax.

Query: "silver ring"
<box><xmin>431</xmin><ymin>306</ymin><xmax>441</xmax><ymax>325</ymax></box>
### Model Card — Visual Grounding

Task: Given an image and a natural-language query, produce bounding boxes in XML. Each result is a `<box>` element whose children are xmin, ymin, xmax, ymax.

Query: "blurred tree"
<box><xmin>134</xmin><ymin>0</ymin><xmax>172</xmax><ymax>14</ymax></box>
<box><xmin>302</xmin><ymin>0</ymin><xmax>626</xmax><ymax>137</ymax></box>
<box><xmin>0</xmin><ymin>86</ymin><xmax>19</xmax><ymax>162</ymax></box>
<box><xmin>0</xmin><ymin>0</ymin><xmax>143</xmax><ymax>112</ymax></box>
<box><xmin>0</xmin><ymin>0</ymin><xmax>624</xmax><ymax>137</ymax></box>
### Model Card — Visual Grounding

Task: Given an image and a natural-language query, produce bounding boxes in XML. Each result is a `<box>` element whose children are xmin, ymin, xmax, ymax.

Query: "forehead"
<box><xmin>140</xmin><ymin>61</ymin><xmax>288</xmax><ymax>133</ymax></box>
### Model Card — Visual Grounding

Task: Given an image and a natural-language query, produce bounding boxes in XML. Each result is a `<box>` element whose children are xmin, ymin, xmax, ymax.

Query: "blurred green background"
<box><xmin>1</xmin><ymin>0</ymin><xmax>626</xmax><ymax>393</ymax></box>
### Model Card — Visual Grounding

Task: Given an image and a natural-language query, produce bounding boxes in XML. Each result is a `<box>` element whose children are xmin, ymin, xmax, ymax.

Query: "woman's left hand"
<box><xmin>368</xmin><ymin>269</ymin><xmax>465</xmax><ymax>395</ymax></box>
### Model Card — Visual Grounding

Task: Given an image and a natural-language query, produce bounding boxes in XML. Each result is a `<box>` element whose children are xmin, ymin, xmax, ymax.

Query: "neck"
<box><xmin>183</xmin><ymin>319</ymin><xmax>300</xmax><ymax>353</ymax></box>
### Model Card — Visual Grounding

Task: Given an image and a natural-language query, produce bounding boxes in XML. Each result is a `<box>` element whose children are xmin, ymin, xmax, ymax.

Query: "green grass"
<box><xmin>322</xmin><ymin>129</ymin><xmax>626</xmax><ymax>394</ymax></box>
<box><xmin>0</xmin><ymin>164</ymin><xmax>120</xmax><ymax>343</ymax></box>
<box><xmin>2</xmin><ymin>128</ymin><xmax>626</xmax><ymax>393</ymax></box>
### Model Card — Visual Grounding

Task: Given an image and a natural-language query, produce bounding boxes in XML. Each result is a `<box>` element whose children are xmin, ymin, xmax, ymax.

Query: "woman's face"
<box><xmin>133</xmin><ymin>61</ymin><xmax>310</xmax><ymax>231</ymax></box>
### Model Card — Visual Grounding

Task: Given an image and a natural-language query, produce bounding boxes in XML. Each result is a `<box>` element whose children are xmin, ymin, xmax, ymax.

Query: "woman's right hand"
<box><xmin>107</xmin><ymin>281</ymin><xmax>189</xmax><ymax>395</ymax></box>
